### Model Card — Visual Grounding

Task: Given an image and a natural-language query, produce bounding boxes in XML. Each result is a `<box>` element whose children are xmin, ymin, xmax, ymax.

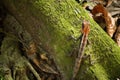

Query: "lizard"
<box><xmin>72</xmin><ymin>20</ymin><xmax>90</xmax><ymax>80</ymax></box>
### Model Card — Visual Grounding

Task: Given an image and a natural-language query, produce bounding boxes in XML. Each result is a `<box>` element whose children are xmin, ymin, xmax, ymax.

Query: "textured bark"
<box><xmin>1</xmin><ymin>0</ymin><xmax>120</xmax><ymax>80</ymax></box>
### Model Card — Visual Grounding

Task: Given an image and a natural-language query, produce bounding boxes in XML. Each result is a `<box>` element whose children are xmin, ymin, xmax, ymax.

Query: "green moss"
<box><xmin>0</xmin><ymin>73</ymin><xmax>4</xmax><ymax>80</ymax></box>
<box><xmin>90</xmin><ymin>64</ymin><xmax>109</xmax><ymax>80</ymax></box>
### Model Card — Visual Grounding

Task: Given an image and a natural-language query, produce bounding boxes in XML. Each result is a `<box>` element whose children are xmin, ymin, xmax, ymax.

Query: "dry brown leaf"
<box><xmin>90</xmin><ymin>0</ymin><xmax>113</xmax><ymax>7</ymax></box>
<box><xmin>91</xmin><ymin>3</ymin><xmax>116</xmax><ymax>37</ymax></box>
<box><xmin>114</xmin><ymin>26</ymin><xmax>120</xmax><ymax>46</ymax></box>
<box><xmin>40</xmin><ymin>53</ymin><xmax>48</xmax><ymax>61</ymax></box>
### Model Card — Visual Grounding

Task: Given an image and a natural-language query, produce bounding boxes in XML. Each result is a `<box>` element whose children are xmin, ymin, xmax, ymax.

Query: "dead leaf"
<box><xmin>114</xmin><ymin>26</ymin><xmax>120</xmax><ymax>46</ymax></box>
<box><xmin>91</xmin><ymin>3</ymin><xmax>116</xmax><ymax>37</ymax></box>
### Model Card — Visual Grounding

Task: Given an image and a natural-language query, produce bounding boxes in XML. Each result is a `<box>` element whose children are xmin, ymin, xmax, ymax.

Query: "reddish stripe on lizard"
<box><xmin>72</xmin><ymin>20</ymin><xmax>90</xmax><ymax>80</ymax></box>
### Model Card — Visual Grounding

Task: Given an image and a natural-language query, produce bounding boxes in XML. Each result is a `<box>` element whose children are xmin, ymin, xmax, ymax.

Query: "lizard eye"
<box><xmin>117</xmin><ymin>38</ymin><xmax>120</xmax><ymax>41</ymax></box>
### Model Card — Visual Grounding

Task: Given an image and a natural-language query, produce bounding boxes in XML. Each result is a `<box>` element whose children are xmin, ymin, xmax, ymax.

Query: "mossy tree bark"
<box><xmin>1</xmin><ymin>0</ymin><xmax>120</xmax><ymax>80</ymax></box>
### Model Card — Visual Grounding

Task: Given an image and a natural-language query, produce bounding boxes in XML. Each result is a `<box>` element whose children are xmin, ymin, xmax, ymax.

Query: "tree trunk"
<box><xmin>1</xmin><ymin>0</ymin><xmax>120</xmax><ymax>80</ymax></box>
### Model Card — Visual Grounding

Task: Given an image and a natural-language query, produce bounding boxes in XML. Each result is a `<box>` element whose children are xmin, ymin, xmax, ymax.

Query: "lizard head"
<box><xmin>82</xmin><ymin>20</ymin><xmax>90</xmax><ymax>34</ymax></box>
